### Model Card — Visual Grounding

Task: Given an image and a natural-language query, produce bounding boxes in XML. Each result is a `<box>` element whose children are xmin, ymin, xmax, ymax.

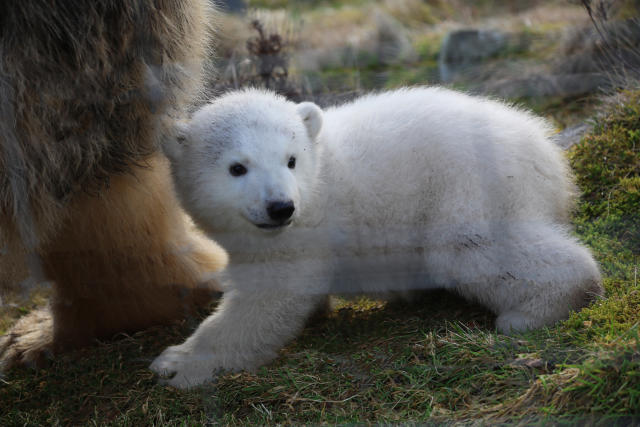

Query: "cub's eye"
<box><xmin>287</xmin><ymin>156</ymin><xmax>296</xmax><ymax>169</ymax></box>
<box><xmin>229</xmin><ymin>163</ymin><xmax>247</xmax><ymax>177</ymax></box>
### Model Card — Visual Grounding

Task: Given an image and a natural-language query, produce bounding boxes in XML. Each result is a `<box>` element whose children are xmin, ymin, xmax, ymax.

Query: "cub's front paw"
<box><xmin>150</xmin><ymin>344</ymin><xmax>227</xmax><ymax>388</ymax></box>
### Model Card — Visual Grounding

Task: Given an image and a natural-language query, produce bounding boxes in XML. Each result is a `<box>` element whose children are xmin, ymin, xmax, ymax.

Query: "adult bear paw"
<box><xmin>0</xmin><ymin>307</ymin><xmax>54</xmax><ymax>370</ymax></box>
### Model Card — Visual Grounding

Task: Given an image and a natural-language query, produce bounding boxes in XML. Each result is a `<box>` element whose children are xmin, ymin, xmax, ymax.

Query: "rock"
<box><xmin>374</xmin><ymin>11</ymin><xmax>416</xmax><ymax>65</ymax></box>
<box><xmin>439</xmin><ymin>29</ymin><xmax>509</xmax><ymax>82</ymax></box>
<box><xmin>482</xmin><ymin>73</ymin><xmax>610</xmax><ymax>99</ymax></box>
<box><xmin>554</xmin><ymin>122</ymin><xmax>592</xmax><ymax>150</ymax></box>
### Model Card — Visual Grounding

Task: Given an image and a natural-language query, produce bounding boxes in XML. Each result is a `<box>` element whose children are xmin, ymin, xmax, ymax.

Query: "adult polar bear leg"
<box><xmin>150</xmin><ymin>289</ymin><xmax>323</xmax><ymax>388</ymax></box>
<box><xmin>43</xmin><ymin>156</ymin><xmax>227</xmax><ymax>352</ymax></box>
<box><xmin>442</xmin><ymin>222</ymin><xmax>603</xmax><ymax>333</ymax></box>
<box><xmin>0</xmin><ymin>156</ymin><xmax>227</xmax><ymax>368</ymax></box>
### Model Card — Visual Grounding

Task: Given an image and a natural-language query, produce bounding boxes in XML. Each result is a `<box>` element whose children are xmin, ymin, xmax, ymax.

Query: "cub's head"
<box><xmin>164</xmin><ymin>89</ymin><xmax>323</xmax><ymax>234</ymax></box>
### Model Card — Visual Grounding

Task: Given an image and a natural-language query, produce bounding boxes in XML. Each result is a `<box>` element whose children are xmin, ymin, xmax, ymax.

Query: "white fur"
<box><xmin>151</xmin><ymin>87</ymin><xmax>603</xmax><ymax>388</ymax></box>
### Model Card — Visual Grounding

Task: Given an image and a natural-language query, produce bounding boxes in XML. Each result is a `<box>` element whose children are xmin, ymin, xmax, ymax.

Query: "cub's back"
<box><xmin>319</xmin><ymin>87</ymin><xmax>574</xmax><ymax>226</ymax></box>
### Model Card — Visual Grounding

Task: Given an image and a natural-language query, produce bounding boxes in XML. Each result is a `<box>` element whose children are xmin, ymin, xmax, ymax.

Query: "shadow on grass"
<box><xmin>0</xmin><ymin>290</ymin><xmax>496</xmax><ymax>424</ymax></box>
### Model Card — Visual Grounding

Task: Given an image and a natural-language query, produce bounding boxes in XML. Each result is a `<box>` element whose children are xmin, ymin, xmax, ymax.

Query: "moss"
<box><xmin>564</xmin><ymin>287</ymin><xmax>640</xmax><ymax>343</ymax></box>
<box><xmin>569</xmin><ymin>91</ymin><xmax>640</xmax><ymax>209</ymax></box>
<box><xmin>562</xmin><ymin>89</ymin><xmax>640</xmax><ymax>335</ymax></box>
<box><xmin>567</xmin><ymin>90</ymin><xmax>640</xmax><ymax>292</ymax></box>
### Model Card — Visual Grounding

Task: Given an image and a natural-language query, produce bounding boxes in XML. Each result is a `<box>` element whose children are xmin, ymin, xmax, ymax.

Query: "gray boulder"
<box><xmin>483</xmin><ymin>73</ymin><xmax>610</xmax><ymax>99</ymax></box>
<box><xmin>439</xmin><ymin>29</ymin><xmax>509</xmax><ymax>82</ymax></box>
<box><xmin>553</xmin><ymin>122</ymin><xmax>592</xmax><ymax>150</ymax></box>
<box><xmin>374</xmin><ymin>11</ymin><xmax>416</xmax><ymax>65</ymax></box>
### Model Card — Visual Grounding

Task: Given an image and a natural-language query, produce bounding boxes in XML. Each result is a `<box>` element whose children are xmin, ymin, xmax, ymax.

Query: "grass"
<box><xmin>2</xmin><ymin>88</ymin><xmax>639</xmax><ymax>424</ymax></box>
<box><xmin>1</xmin><ymin>321</ymin><xmax>212</xmax><ymax>425</ymax></box>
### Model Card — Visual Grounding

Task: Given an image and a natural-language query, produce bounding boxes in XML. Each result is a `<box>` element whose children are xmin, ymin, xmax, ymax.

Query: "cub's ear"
<box><xmin>163</xmin><ymin>120</ymin><xmax>190</xmax><ymax>163</ymax></box>
<box><xmin>296</xmin><ymin>102</ymin><xmax>323</xmax><ymax>140</ymax></box>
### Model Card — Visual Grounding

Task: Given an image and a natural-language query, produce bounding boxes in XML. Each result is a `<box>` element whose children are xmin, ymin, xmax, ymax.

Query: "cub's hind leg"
<box><xmin>424</xmin><ymin>222</ymin><xmax>603</xmax><ymax>333</ymax></box>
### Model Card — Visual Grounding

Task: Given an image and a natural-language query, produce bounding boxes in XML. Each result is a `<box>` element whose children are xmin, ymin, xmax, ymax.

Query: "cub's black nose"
<box><xmin>267</xmin><ymin>200</ymin><xmax>295</xmax><ymax>222</ymax></box>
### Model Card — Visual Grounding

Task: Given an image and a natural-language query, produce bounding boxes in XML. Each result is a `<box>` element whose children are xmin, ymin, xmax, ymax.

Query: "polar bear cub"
<box><xmin>151</xmin><ymin>87</ymin><xmax>603</xmax><ymax>388</ymax></box>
